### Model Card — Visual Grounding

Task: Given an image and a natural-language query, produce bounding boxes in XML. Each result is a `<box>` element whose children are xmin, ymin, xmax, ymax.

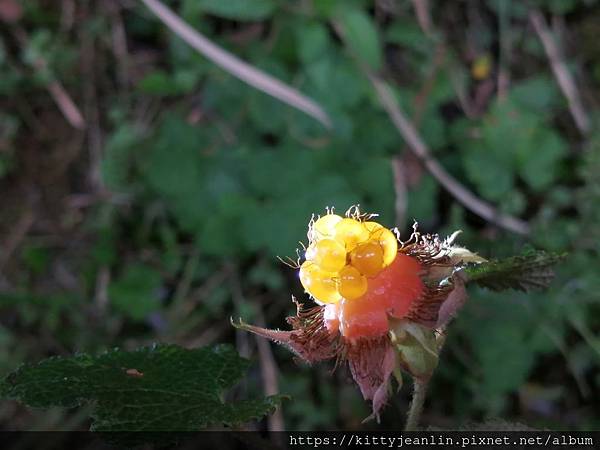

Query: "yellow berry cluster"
<box><xmin>299</xmin><ymin>213</ymin><xmax>398</xmax><ymax>304</ymax></box>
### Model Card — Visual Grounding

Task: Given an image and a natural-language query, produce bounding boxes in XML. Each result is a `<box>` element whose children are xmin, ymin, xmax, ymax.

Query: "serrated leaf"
<box><xmin>463</xmin><ymin>250</ymin><xmax>565</xmax><ymax>292</ymax></box>
<box><xmin>1</xmin><ymin>344</ymin><xmax>283</xmax><ymax>431</ymax></box>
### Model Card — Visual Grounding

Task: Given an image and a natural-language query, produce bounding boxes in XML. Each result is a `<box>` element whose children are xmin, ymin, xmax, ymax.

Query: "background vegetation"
<box><xmin>0</xmin><ymin>0</ymin><xmax>599</xmax><ymax>431</ymax></box>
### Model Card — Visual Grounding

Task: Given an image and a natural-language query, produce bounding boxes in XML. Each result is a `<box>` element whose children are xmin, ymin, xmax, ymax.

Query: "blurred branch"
<box><xmin>404</xmin><ymin>378</ymin><xmax>427</xmax><ymax>431</ymax></box>
<box><xmin>331</xmin><ymin>11</ymin><xmax>529</xmax><ymax>234</ymax></box>
<box><xmin>140</xmin><ymin>0</ymin><xmax>332</xmax><ymax>128</ymax></box>
<box><xmin>0</xmin><ymin>207</ymin><xmax>34</xmax><ymax>271</ymax></box>
<box><xmin>11</xmin><ymin>27</ymin><xmax>86</xmax><ymax>130</ymax></box>
<box><xmin>410</xmin><ymin>0</ymin><xmax>433</xmax><ymax>38</ymax></box>
<box><xmin>529</xmin><ymin>9</ymin><xmax>590</xmax><ymax>136</ymax></box>
<box><xmin>409</xmin><ymin>1</ymin><xmax>479</xmax><ymax>118</ymax></box>
<box><xmin>391</xmin><ymin>157</ymin><xmax>407</xmax><ymax>228</ymax></box>
<box><xmin>229</xmin><ymin>268</ymin><xmax>284</xmax><ymax>432</ymax></box>
<box><xmin>367</xmin><ymin>72</ymin><xmax>530</xmax><ymax>235</ymax></box>
<box><xmin>254</xmin><ymin>314</ymin><xmax>285</xmax><ymax>432</ymax></box>
<box><xmin>496</xmin><ymin>0</ymin><xmax>511</xmax><ymax>100</ymax></box>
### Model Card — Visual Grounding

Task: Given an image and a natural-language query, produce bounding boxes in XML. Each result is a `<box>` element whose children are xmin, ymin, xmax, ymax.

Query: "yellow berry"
<box><xmin>338</xmin><ymin>265</ymin><xmax>368</xmax><ymax>300</ymax></box>
<box><xmin>312</xmin><ymin>214</ymin><xmax>342</xmax><ymax>239</ymax></box>
<box><xmin>305</xmin><ymin>239</ymin><xmax>347</xmax><ymax>272</ymax></box>
<box><xmin>364</xmin><ymin>221</ymin><xmax>398</xmax><ymax>266</ymax></box>
<box><xmin>350</xmin><ymin>241</ymin><xmax>384</xmax><ymax>277</ymax></box>
<box><xmin>299</xmin><ymin>261</ymin><xmax>341</xmax><ymax>304</ymax></box>
<box><xmin>334</xmin><ymin>218</ymin><xmax>369</xmax><ymax>251</ymax></box>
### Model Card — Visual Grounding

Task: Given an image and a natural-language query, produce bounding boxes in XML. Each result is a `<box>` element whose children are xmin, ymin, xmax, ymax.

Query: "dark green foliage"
<box><xmin>1</xmin><ymin>344</ymin><xmax>283</xmax><ymax>431</ymax></box>
<box><xmin>1</xmin><ymin>0</ymin><xmax>599</xmax><ymax>433</ymax></box>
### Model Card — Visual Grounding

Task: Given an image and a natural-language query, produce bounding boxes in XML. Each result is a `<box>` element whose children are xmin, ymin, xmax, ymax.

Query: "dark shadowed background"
<box><xmin>0</xmin><ymin>0</ymin><xmax>599</xmax><ymax>431</ymax></box>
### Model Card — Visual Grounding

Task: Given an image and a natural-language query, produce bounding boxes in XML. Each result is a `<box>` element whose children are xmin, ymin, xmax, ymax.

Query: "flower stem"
<box><xmin>404</xmin><ymin>378</ymin><xmax>428</xmax><ymax>431</ymax></box>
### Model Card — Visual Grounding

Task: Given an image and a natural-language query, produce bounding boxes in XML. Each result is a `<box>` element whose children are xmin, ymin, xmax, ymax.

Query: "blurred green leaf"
<box><xmin>517</xmin><ymin>130</ymin><xmax>567</xmax><ymax>191</ymax></box>
<box><xmin>143</xmin><ymin>115</ymin><xmax>206</xmax><ymax>197</ymax></box>
<box><xmin>197</xmin><ymin>0</ymin><xmax>276</xmax><ymax>21</ymax></box>
<box><xmin>101</xmin><ymin>124</ymin><xmax>142</xmax><ymax>190</ymax></box>
<box><xmin>296</xmin><ymin>22</ymin><xmax>330</xmax><ymax>64</ymax></box>
<box><xmin>459</xmin><ymin>98</ymin><xmax>566</xmax><ymax>198</ymax></box>
<box><xmin>386</xmin><ymin>20</ymin><xmax>430</xmax><ymax>55</ymax></box>
<box><xmin>407</xmin><ymin>175</ymin><xmax>439</xmax><ymax>227</ymax></box>
<box><xmin>510</xmin><ymin>76</ymin><xmax>560</xmax><ymax>112</ymax></box>
<box><xmin>336</xmin><ymin>7</ymin><xmax>382</xmax><ymax>70</ymax></box>
<box><xmin>21</xmin><ymin>246</ymin><xmax>50</xmax><ymax>274</ymax></box>
<box><xmin>109</xmin><ymin>264</ymin><xmax>162</xmax><ymax>321</ymax></box>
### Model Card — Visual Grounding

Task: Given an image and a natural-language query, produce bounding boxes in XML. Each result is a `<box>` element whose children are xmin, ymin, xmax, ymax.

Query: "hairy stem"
<box><xmin>404</xmin><ymin>378</ymin><xmax>428</xmax><ymax>431</ymax></box>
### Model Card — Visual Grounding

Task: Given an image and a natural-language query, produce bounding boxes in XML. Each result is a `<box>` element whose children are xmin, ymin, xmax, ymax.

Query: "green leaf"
<box><xmin>463</xmin><ymin>250</ymin><xmax>566</xmax><ymax>292</ymax></box>
<box><xmin>197</xmin><ymin>0</ymin><xmax>276</xmax><ymax>21</ymax></box>
<box><xmin>510</xmin><ymin>76</ymin><xmax>560</xmax><ymax>112</ymax></box>
<box><xmin>459</xmin><ymin>98</ymin><xmax>566</xmax><ymax>197</ymax></box>
<box><xmin>142</xmin><ymin>116</ymin><xmax>206</xmax><ymax>197</ymax></box>
<box><xmin>1</xmin><ymin>344</ymin><xmax>283</xmax><ymax>431</ymax></box>
<box><xmin>296</xmin><ymin>22</ymin><xmax>330</xmax><ymax>64</ymax></box>
<box><xmin>101</xmin><ymin>124</ymin><xmax>142</xmax><ymax>190</ymax></box>
<box><xmin>108</xmin><ymin>264</ymin><xmax>163</xmax><ymax>321</ymax></box>
<box><xmin>516</xmin><ymin>129</ymin><xmax>567</xmax><ymax>191</ymax></box>
<box><xmin>336</xmin><ymin>8</ymin><xmax>382</xmax><ymax>70</ymax></box>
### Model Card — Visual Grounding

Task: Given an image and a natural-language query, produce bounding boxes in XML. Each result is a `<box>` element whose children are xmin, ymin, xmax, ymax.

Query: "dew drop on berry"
<box><xmin>350</xmin><ymin>241</ymin><xmax>385</xmax><ymax>277</ymax></box>
<box><xmin>305</xmin><ymin>239</ymin><xmax>347</xmax><ymax>272</ymax></box>
<box><xmin>334</xmin><ymin>218</ymin><xmax>369</xmax><ymax>251</ymax></box>
<box><xmin>299</xmin><ymin>261</ymin><xmax>341</xmax><ymax>304</ymax></box>
<box><xmin>338</xmin><ymin>265</ymin><xmax>368</xmax><ymax>300</ymax></box>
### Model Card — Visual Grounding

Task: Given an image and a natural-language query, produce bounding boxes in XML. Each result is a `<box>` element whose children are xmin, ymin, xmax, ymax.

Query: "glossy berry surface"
<box><xmin>333</xmin><ymin>218</ymin><xmax>369</xmax><ymax>251</ymax></box>
<box><xmin>338</xmin><ymin>265</ymin><xmax>368</xmax><ymax>300</ymax></box>
<box><xmin>305</xmin><ymin>238</ymin><xmax>347</xmax><ymax>272</ymax></box>
<box><xmin>364</xmin><ymin>221</ymin><xmax>398</xmax><ymax>266</ymax></box>
<box><xmin>312</xmin><ymin>214</ymin><xmax>342</xmax><ymax>239</ymax></box>
<box><xmin>299</xmin><ymin>261</ymin><xmax>341</xmax><ymax>304</ymax></box>
<box><xmin>299</xmin><ymin>212</ymin><xmax>408</xmax><ymax>308</ymax></box>
<box><xmin>325</xmin><ymin>254</ymin><xmax>424</xmax><ymax>340</ymax></box>
<box><xmin>350</xmin><ymin>241</ymin><xmax>385</xmax><ymax>277</ymax></box>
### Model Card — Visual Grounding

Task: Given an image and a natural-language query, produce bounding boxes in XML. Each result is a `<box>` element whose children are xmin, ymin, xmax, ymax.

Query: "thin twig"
<box><xmin>409</xmin><ymin>1</ymin><xmax>479</xmax><ymax>118</ymax></box>
<box><xmin>79</xmin><ymin>3</ymin><xmax>104</xmax><ymax>191</ymax></box>
<box><xmin>107</xmin><ymin>0</ymin><xmax>130</xmax><ymax>91</ymax></box>
<box><xmin>404</xmin><ymin>379</ymin><xmax>428</xmax><ymax>431</ymax></box>
<box><xmin>367</xmin><ymin>72</ymin><xmax>530</xmax><ymax>235</ymax></box>
<box><xmin>529</xmin><ymin>9</ymin><xmax>590</xmax><ymax>135</ymax></box>
<box><xmin>254</xmin><ymin>313</ymin><xmax>285</xmax><ymax>432</ymax></box>
<box><xmin>392</xmin><ymin>41</ymin><xmax>444</xmax><ymax>228</ymax></box>
<box><xmin>0</xmin><ymin>207</ymin><xmax>34</xmax><ymax>271</ymax></box>
<box><xmin>140</xmin><ymin>0</ymin><xmax>332</xmax><ymax>128</ymax></box>
<box><xmin>391</xmin><ymin>157</ymin><xmax>407</xmax><ymax>228</ymax></box>
<box><xmin>496</xmin><ymin>0</ymin><xmax>511</xmax><ymax>100</ymax></box>
<box><xmin>94</xmin><ymin>266</ymin><xmax>110</xmax><ymax>315</ymax></box>
<box><xmin>11</xmin><ymin>28</ymin><xmax>85</xmax><ymax>130</ymax></box>
<box><xmin>169</xmin><ymin>246</ymin><xmax>202</xmax><ymax>323</ymax></box>
<box><xmin>410</xmin><ymin>0</ymin><xmax>434</xmax><ymax>39</ymax></box>
<box><xmin>46</xmin><ymin>81</ymin><xmax>86</xmax><ymax>130</ymax></box>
